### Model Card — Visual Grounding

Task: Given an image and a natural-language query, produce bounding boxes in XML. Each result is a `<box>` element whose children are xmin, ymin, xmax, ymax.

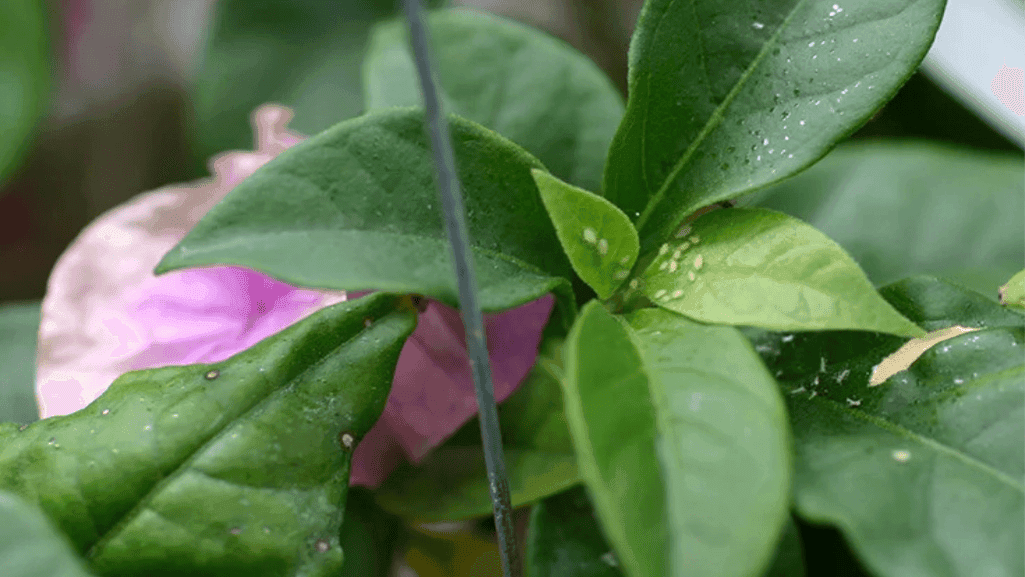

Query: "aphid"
<box><xmin>597</xmin><ymin>238</ymin><xmax>609</xmax><ymax>256</ymax></box>
<box><xmin>653</xmin><ymin>289</ymin><xmax>667</xmax><ymax>299</ymax></box>
<box><xmin>846</xmin><ymin>398</ymin><xmax>861</xmax><ymax>407</ymax></box>
<box><xmin>693</xmin><ymin>254</ymin><xmax>703</xmax><ymax>269</ymax></box>
<box><xmin>582</xmin><ymin>228</ymin><xmax>598</xmax><ymax>244</ymax></box>
<box><xmin>687</xmin><ymin>271</ymin><xmax>696</xmax><ymax>281</ymax></box>
<box><xmin>658</xmin><ymin>243</ymin><xmax>670</xmax><ymax>256</ymax></box>
<box><xmin>668</xmin><ymin>260</ymin><xmax>678</xmax><ymax>272</ymax></box>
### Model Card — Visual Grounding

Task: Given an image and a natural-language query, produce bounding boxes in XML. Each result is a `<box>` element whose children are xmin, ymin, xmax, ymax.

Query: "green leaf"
<box><xmin>158</xmin><ymin>109</ymin><xmax>576</xmax><ymax>327</ymax></box>
<box><xmin>364</xmin><ymin>7</ymin><xmax>624</xmax><ymax>194</ymax></box>
<box><xmin>761</xmin><ymin>517</ymin><xmax>805</xmax><ymax>577</ymax></box>
<box><xmin>374</xmin><ymin>335</ymin><xmax>579</xmax><ymax>522</ymax></box>
<box><xmin>0</xmin><ymin>293</ymin><xmax>416</xmax><ymax>577</ymax></box>
<box><xmin>743</xmin><ymin>276</ymin><xmax>1025</xmax><ymax>577</ymax></box>
<box><xmin>192</xmin><ymin>0</ymin><xmax>446</xmax><ymax>166</ymax></box>
<box><xmin>999</xmin><ymin>270</ymin><xmax>1025</xmax><ymax>311</ymax></box>
<box><xmin>604</xmin><ymin>0</ymin><xmax>946</xmax><ymax>251</ymax></box>
<box><xmin>562</xmin><ymin>301</ymin><xmax>791</xmax><ymax>577</ymax></box>
<box><xmin>532</xmin><ymin>169</ymin><xmax>638</xmax><ymax>299</ymax></box>
<box><xmin>747</xmin><ymin>140</ymin><xmax>1024</xmax><ymax>299</ymax></box>
<box><xmin>526</xmin><ymin>486</ymin><xmax>625</xmax><ymax>577</ymax></box>
<box><xmin>878</xmin><ymin>275</ymin><xmax>1025</xmax><ymax>333</ymax></box>
<box><xmin>0</xmin><ymin>301</ymin><xmax>40</xmax><ymax>425</ymax></box>
<box><xmin>0</xmin><ymin>0</ymin><xmax>50</xmax><ymax>186</ymax></box>
<box><xmin>641</xmin><ymin>207</ymin><xmax>926</xmax><ymax>337</ymax></box>
<box><xmin>338</xmin><ymin>488</ymin><xmax>400</xmax><ymax>577</ymax></box>
<box><xmin>0</xmin><ymin>490</ymin><xmax>96</xmax><ymax>577</ymax></box>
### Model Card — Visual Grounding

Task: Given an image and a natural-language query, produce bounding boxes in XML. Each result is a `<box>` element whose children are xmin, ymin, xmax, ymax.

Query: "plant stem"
<box><xmin>400</xmin><ymin>2</ymin><xmax>520</xmax><ymax>576</ymax></box>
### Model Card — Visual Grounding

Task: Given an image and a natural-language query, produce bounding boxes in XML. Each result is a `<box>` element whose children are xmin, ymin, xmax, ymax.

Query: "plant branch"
<box><xmin>400</xmin><ymin>2</ymin><xmax>520</xmax><ymax>576</ymax></box>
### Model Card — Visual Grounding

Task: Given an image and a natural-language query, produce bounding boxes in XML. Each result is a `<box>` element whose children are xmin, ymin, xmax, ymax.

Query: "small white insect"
<box><xmin>672</xmin><ymin>249</ymin><xmax>683</xmax><ymax>260</ymax></box>
<box><xmin>846</xmin><ymin>398</ymin><xmax>861</xmax><ymax>407</ymax></box>
<box><xmin>693</xmin><ymin>254</ymin><xmax>703</xmax><ymax>269</ymax></box>
<box><xmin>671</xmin><ymin>289</ymin><xmax>684</xmax><ymax>298</ymax></box>
<box><xmin>659</xmin><ymin>261</ymin><xmax>668</xmax><ymax>271</ymax></box>
<box><xmin>892</xmin><ymin>449</ymin><xmax>911</xmax><ymax>463</ymax></box>
<box><xmin>676</xmin><ymin>225</ymin><xmax>693</xmax><ymax>238</ymax></box>
<box><xmin>582</xmin><ymin>228</ymin><xmax>597</xmax><ymax>244</ymax></box>
<box><xmin>654</xmin><ymin>289</ymin><xmax>667</xmax><ymax>299</ymax></box>
<box><xmin>597</xmin><ymin>238</ymin><xmax>609</xmax><ymax>256</ymax></box>
<box><xmin>668</xmin><ymin>260</ymin><xmax>678</xmax><ymax>273</ymax></box>
<box><xmin>687</xmin><ymin>271</ymin><xmax>696</xmax><ymax>281</ymax></box>
<box><xmin>836</xmin><ymin>368</ymin><xmax>850</xmax><ymax>384</ymax></box>
<box><xmin>629</xmin><ymin>279</ymin><xmax>639</xmax><ymax>289</ymax></box>
<box><xmin>789</xmin><ymin>386</ymin><xmax>807</xmax><ymax>395</ymax></box>
<box><xmin>689</xmin><ymin>235</ymin><xmax>700</xmax><ymax>244</ymax></box>
<box><xmin>679</xmin><ymin>241</ymin><xmax>691</xmax><ymax>252</ymax></box>
<box><xmin>812</xmin><ymin>375</ymin><xmax>820</xmax><ymax>386</ymax></box>
<box><xmin>619</xmin><ymin>256</ymin><xmax>630</xmax><ymax>265</ymax></box>
<box><xmin>781</xmin><ymin>334</ymin><xmax>794</xmax><ymax>343</ymax></box>
<box><xmin>808</xmin><ymin>390</ymin><xmax>818</xmax><ymax>398</ymax></box>
<box><xmin>658</xmin><ymin>243</ymin><xmax>670</xmax><ymax>256</ymax></box>
<box><xmin>820</xmin><ymin>357</ymin><xmax>827</xmax><ymax>372</ymax></box>
<box><xmin>613</xmin><ymin>269</ymin><xmax>629</xmax><ymax>280</ymax></box>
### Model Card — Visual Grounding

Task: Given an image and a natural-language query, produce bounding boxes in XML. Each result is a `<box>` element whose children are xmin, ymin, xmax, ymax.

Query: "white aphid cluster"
<box><xmin>650</xmin><ymin>233</ymin><xmax>704</xmax><ymax>302</ymax></box>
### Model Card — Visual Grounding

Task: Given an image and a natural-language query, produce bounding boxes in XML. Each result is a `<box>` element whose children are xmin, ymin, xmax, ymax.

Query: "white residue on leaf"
<box><xmin>582</xmin><ymin>227</ymin><xmax>597</xmax><ymax>245</ymax></box>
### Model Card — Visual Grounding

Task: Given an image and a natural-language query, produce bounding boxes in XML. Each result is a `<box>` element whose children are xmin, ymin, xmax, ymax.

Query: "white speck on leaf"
<box><xmin>846</xmin><ymin>398</ymin><xmax>861</xmax><ymax>407</ymax></box>
<box><xmin>689</xmin><ymin>235</ymin><xmax>700</xmax><ymax>244</ymax></box>
<box><xmin>672</xmin><ymin>289</ymin><xmax>684</xmax><ymax>298</ymax></box>
<box><xmin>597</xmin><ymin>238</ymin><xmax>609</xmax><ymax>256</ymax></box>
<box><xmin>687</xmin><ymin>271</ymin><xmax>696</xmax><ymax>281</ymax></box>
<box><xmin>582</xmin><ymin>228</ymin><xmax>597</xmax><ymax>244</ymax></box>
<box><xmin>669</xmin><ymin>260</ymin><xmax>678</xmax><ymax>272</ymax></box>
<box><xmin>694</xmin><ymin>255</ymin><xmax>703</xmax><ymax>269</ymax></box>
<box><xmin>659</xmin><ymin>243</ymin><xmax>669</xmax><ymax>256</ymax></box>
<box><xmin>892</xmin><ymin>449</ymin><xmax>911</xmax><ymax>463</ymax></box>
<box><xmin>654</xmin><ymin>289</ymin><xmax>667</xmax><ymax>299</ymax></box>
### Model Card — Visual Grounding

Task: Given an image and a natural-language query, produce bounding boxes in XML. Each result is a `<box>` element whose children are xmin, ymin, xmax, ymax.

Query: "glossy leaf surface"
<box><xmin>0</xmin><ymin>490</ymin><xmax>95</xmax><ymax>577</ymax></box>
<box><xmin>747</xmin><ymin>141</ymin><xmax>1024</xmax><ymax>299</ymax></box>
<box><xmin>157</xmin><ymin>109</ymin><xmax>576</xmax><ymax>325</ymax></box>
<box><xmin>0</xmin><ymin>294</ymin><xmax>416</xmax><ymax>577</ymax></box>
<box><xmin>192</xmin><ymin>0</ymin><xmax>445</xmax><ymax>165</ymax></box>
<box><xmin>0</xmin><ymin>301</ymin><xmax>40</xmax><ymax>424</ymax></box>
<box><xmin>0</xmin><ymin>0</ymin><xmax>50</xmax><ymax>185</ymax></box>
<box><xmin>642</xmin><ymin>207</ymin><xmax>925</xmax><ymax>337</ymax></box>
<box><xmin>527</xmin><ymin>486</ymin><xmax>625</xmax><ymax>577</ymax></box>
<box><xmin>533</xmin><ymin>170</ymin><xmax>638</xmax><ymax>299</ymax></box>
<box><xmin>743</xmin><ymin>276</ymin><xmax>1025</xmax><ymax>577</ymax></box>
<box><xmin>561</xmin><ymin>301</ymin><xmax>790</xmax><ymax>577</ymax></box>
<box><xmin>604</xmin><ymin>0</ymin><xmax>946</xmax><ymax>251</ymax></box>
<box><xmin>364</xmin><ymin>7</ymin><xmax>624</xmax><ymax>193</ymax></box>
<box><xmin>374</xmin><ymin>335</ymin><xmax>578</xmax><ymax>522</ymax></box>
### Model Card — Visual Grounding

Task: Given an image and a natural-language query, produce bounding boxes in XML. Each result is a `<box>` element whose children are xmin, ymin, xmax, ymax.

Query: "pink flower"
<box><xmin>35</xmin><ymin>104</ymin><xmax>554</xmax><ymax>488</ymax></box>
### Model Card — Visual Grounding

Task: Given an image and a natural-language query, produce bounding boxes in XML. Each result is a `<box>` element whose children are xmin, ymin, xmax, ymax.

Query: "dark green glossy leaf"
<box><xmin>192</xmin><ymin>0</ymin><xmax>445</xmax><ymax>165</ymax></box>
<box><xmin>374</xmin><ymin>336</ymin><xmax>578</xmax><ymax>522</ymax></box>
<box><xmin>878</xmin><ymin>275</ymin><xmax>1025</xmax><ymax>332</ymax></box>
<box><xmin>761</xmin><ymin>517</ymin><xmax>805</xmax><ymax>577</ymax></box>
<box><xmin>743</xmin><ymin>277</ymin><xmax>1025</xmax><ymax>577</ymax></box>
<box><xmin>604</xmin><ymin>0</ymin><xmax>946</xmax><ymax>251</ymax></box>
<box><xmin>527</xmin><ymin>486</ymin><xmax>625</xmax><ymax>577</ymax></box>
<box><xmin>159</xmin><ymin>109</ymin><xmax>575</xmax><ymax>327</ymax></box>
<box><xmin>0</xmin><ymin>490</ymin><xmax>96</xmax><ymax>577</ymax></box>
<box><xmin>0</xmin><ymin>301</ymin><xmax>40</xmax><ymax>425</ymax></box>
<box><xmin>338</xmin><ymin>488</ymin><xmax>400</xmax><ymax>577</ymax></box>
<box><xmin>641</xmin><ymin>207</ymin><xmax>925</xmax><ymax>337</ymax></box>
<box><xmin>561</xmin><ymin>301</ymin><xmax>790</xmax><ymax>577</ymax></box>
<box><xmin>0</xmin><ymin>0</ymin><xmax>50</xmax><ymax>186</ymax></box>
<box><xmin>0</xmin><ymin>293</ymin><xmax>416</xmax><ymax>577</ymax></box>
<box><xmin>533</xmin><ymin>169</ymin><xmax>638</xmax><ymax>299</ymax></box>
<box><xmin>364</xmin><ymin>7</ymin><xmax>624</xmax><ymax>193</ymax></box>
<box><xmin>747</xmin><ymin>141</ymin><xmax>1024</xmax><ymax>299</ymax></box>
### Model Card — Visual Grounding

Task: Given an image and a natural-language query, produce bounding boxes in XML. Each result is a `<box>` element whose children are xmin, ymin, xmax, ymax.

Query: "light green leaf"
<box><xmin>604</xmin><ymin>0</ymin><xmax>946</xmax><ymax>251</ymax></box>
<box><xmin>0</xmin><ymin>0</ymin><xmax>50</xmax><ymax>187</ymax></box>
<box><xmin>0</xmin><ymin>490</ymin><xmax>96</xmax><ymax>577</ymax></box>
<box><xmin>157</xmin><ymin>109</ymin><xmax>576</xmax><ymax>328</ymax></box>
<box><xmin>743</xmin><ymin>276</ymin><xmax>1025</xmax><ymax>577</ymax></box>
<box><xmin>999</xmin><ymin>270</ymin><xmax>1025</xmax><ymax>311</ymax></box>
<box><xmin>364</xmin><ymin>7</ymin><xmax>624</xmax><ymax>193</ymax></box>
<box><xmin>532</xmin><ymin>169</ymin><xmax>638</xmax><ymax>299</ymax></box>
<box><xmin>641</xmin><ymin>207</ymin><xmax>926</xmax><ymax>337</ymax></box>
<box><xmin>562</xmin><ymin>301</ymin><xmax>791</xmax><ymax>577</ymax></box>
<box><xmin>0</xmin><ymin>301</ymin><xmax>40</xmax><ymax>425</ymax></box>
<box><xmin>374</xmin><ymin>335</ymin><xmax>579</xmax><ymax>522</ymax></box>
<box><xmin>0</xmin><ymin>294</ymin><xmax>416</xmax><ymax>577</ymax></box>
<box><xmin>747</xmin><ymin>140</ymin><xmax>1024</xmax><ymax>299</ymax></box>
